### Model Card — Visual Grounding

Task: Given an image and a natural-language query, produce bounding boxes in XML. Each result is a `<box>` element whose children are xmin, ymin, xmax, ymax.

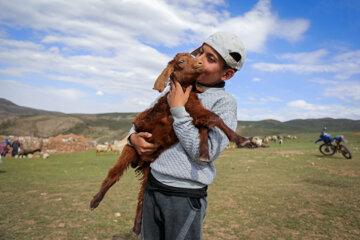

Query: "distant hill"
<box><xmin>0</xmin><ymin>98</ymin><xmax>62</xmax><ymax>115</ymax></box>
<box><xmin>0</xmin><ymin>98</ymin><xmax>359</xmax><ymax>142</ymax></box>
<box><xmin>236</xmin><ymin>118</ymin><xmax>360</xmax><ymax>136</ymax></box>
<box><xmin>0</xmin><ymin>112</ymin><xmax>137</xmax><ymax>144</ymax></box>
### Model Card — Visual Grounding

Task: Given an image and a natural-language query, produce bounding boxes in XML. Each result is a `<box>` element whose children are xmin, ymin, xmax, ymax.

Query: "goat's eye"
<box><xmin>178</xmin><ymin>60</ymin><xmax>184</xmax><ymax>64</ymax></box>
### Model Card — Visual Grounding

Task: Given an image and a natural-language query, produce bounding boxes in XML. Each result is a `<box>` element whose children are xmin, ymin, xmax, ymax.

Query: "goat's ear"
<box><xmin>153</xmin><ymin>60</ymin><xmax>174</xmax><ymax>93</ymax></box>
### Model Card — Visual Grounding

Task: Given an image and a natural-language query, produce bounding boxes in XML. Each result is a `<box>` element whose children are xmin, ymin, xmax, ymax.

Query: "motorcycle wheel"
<box><xmin>319</xmin><ymin>144</ymin><xmax>336</xmax><ymax>156</ymax></box>
<box><xmin>340</xmin><ymin>145</ymin><xmax>352</xmax><ymax>159</ymax></box>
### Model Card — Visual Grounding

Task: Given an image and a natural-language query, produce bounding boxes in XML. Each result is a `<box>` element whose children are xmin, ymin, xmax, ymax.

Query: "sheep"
<box><xmin>89</xmin><ymin>53</ymin><xmax>250</xmax><ymax>235</ymax></box>
<box><xmin>95</xmin><ymin>144</ymin><xmax>111</xmax><ymax>155</ymax></box>
<box><xmin>250</xmin><ymin>136</ymin><xmax>263</xmax><ymax>147</ymax></box>
<box><xmin>110</xmin><ymin>136</ymin><xmax>128</xmax><ymax>153</ymax></box>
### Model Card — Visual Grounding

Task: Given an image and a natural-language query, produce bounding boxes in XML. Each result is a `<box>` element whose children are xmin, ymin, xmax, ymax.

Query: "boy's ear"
<box><xmin>221</xmin><ymin>68</ymin><xmax>235</xmax><ymax>81</ymax></box>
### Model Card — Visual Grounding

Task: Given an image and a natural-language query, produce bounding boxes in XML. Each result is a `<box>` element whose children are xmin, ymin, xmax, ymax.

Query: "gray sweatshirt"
<box><xmin>129</xmin><ymin>83</ymin><xmax>238</xmax><ymax>188</ymax></box>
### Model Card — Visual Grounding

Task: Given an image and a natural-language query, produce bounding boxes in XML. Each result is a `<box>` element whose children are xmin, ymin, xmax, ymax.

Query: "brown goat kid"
<box><xmin>90</xmin><ymin>53</ymin><xmax>250</xmax><ymax>235</ymax></box>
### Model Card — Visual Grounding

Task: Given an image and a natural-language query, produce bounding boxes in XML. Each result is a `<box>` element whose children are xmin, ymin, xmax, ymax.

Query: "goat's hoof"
<box><xmin>199</xmin><ymin>156</ymin><xmax>210</xmax><ymax>162</ymax></box>
<box><xmin>89</xmin><ymin>202</ymin><xmax>98</xmax><ymax>211</ymax></box>
<box><xmin>237</xmin><ymin>139</ymin><xmax>251</xmax><ymax>147</ymax></box>
<box><xmin>133</xmin><ymin>224</ymin><xmax>141</xmax><ymax>235</ymax></box>
<box><xmin>89</xmin><ymin>196</ymin><xmax>101</xmax><ymax>210</ymax></box>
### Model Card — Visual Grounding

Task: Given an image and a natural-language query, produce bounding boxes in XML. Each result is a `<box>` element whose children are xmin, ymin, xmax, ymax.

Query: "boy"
<box><xmin>128</xmin><ymin>31</ymin><xmax>246</xmax><ymax>239</ymax></box>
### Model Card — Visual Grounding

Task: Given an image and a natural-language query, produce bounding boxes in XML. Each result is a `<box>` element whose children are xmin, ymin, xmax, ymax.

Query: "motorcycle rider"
<box><xmin>315</xmin><ymin>127</ymin><xmax>335</xmax><ymax>145</ymax></box>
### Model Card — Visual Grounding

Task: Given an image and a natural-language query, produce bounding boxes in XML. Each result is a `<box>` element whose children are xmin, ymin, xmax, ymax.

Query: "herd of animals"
<box><xmin>0</xmin><ymin>133</ymin><xmax>297</xmax><ymax>158</ymax></box>
<box><xmin>95</xmin><ymin>134</ymin><xmax>298</xmax><ymax>155</ymax></box>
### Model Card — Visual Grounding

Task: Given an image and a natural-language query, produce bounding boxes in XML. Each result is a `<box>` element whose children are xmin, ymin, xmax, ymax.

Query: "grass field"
<box><xmin>0</xmin><ymin>132</ymin><xmax>359</xmax><ymax>239</ymax></box>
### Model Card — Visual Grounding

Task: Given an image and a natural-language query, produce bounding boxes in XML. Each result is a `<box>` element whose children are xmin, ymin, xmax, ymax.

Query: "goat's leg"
<box><xmin>133</xmin><ymin>165</ymin><xmax>150</xmax><ymax>235</ymax></box>
<box><xmin>186</xmin><ymin>94</ymin><xmax>249</xmax><ymax>147</ymax></box>
<box><xmin>190</xmin><ymin>107</ymin><xmax>249</xmax><ymax>147</ymax></box>
<box><xmin>90</xmin><ymin>145</ymin><xmax>137</xmax><ymax>210</ymax></box>
<box><xmin>198</xmin><ymin>127</ymin><xmax>210</xmax><ymax>162</ymax></box>
<box><xmin>204</xmin><ymin>113</ymin><xmax>249</xmax><ymax>147</ymax></box>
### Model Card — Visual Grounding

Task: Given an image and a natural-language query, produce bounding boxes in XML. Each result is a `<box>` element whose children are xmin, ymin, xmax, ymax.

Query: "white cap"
<box><xmin>192</xmin><ymin>32</ymin><xmax>246</xmax><ymax>71</ymax></box>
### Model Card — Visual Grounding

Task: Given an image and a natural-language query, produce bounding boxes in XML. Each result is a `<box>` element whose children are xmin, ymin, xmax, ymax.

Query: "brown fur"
<box><xmin>90</xmin><ymin>53</ymin><xmax>249</xmax><ymax>235</ymax></box>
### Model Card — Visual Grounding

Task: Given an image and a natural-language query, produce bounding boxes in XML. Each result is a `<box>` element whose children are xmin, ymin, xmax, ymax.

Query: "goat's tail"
<box><xmin>90</xmin><ymin>145</ymin><xmax>137</xmax><ymax>210</ymax></box>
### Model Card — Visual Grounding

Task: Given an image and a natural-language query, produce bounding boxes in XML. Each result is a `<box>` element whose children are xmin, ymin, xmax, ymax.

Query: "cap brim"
<box><xmin>191</xmin><ymin>45</ymin><xmax>202</xmax><ymax>57</ymax></box>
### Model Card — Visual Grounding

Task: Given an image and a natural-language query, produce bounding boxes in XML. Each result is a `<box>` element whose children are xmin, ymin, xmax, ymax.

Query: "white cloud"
<box><xmin>0</xmin><ymin>0</ymin><xmax>311</xmax><ymax>99</ymax></box>
<box><xmin>252</xmin><ymin>49</ymin><xmax>360</xmax><ymax>79</ymax></box>
<box><xmin>309</xmin><ymin>78</ymin><xmax>338</xmax><ymax>85</ymax></box>
<box><xmin>252</xmin><ymin>62</ymin><xmax>333</xmax><ymax>73</ymax></box>
<box><xmin>240</xmin><ymin>96</ymin><xmax>282</xmax><ymax>105</ymax></box>
<box><xmin>2</xmin><ymin>0</ymin><xmax>336</xmax><ymax>121</ymax></box>
<box><xmin>309</xmin><ymin>79</ymin><xmax>360</xmax><ymax>102</ymax></box>
<box><xmin>271</xmin><ymin>18</ymin><xmax>310</xmax><ymax>43</ymax></box>
<box><xmin>238</xmin><ymin>102</ymin><xmax>360</xmax><ymax>121</ymax></box>
<box><xmin>324</xmin><ymin>81</ymin><xmax>360</xmax><ymax>101</ymax></box>
<box><xmin>0</xmin><ymin>80</ymin><xmax>86</xmax><ymax>111</ymax></box>
<box><xmin>0</xmin><ymin>79</ymin><xmax>158</xmax><ymax>113</ymax></box>
<box><xmin>96</xmin><ymin>90</ymin><xmax>104</xmax><ymax>96</ymax></box>
<box><xmin>286</xmin><ymin>100</ymin><xmax>324</xmax><ymax>111</ymax></box>
<box><xmin>333</xmin><ymin>50</ymin><xmax>360</xmax><ymax>61</ymax></box>
<box><xmin>284</xmin><ymin>99</ymin><xmax>360</xmax><ymax>119</ymax></box>
<box><xmin>278</xmin><ymin>49</ymin><xmax>329</xmax><ymax>64</ymax></box>
<box><xmin>217</xmin><ymin>0</ymin><xmax>309</xmax><ymax>52</ymax></box>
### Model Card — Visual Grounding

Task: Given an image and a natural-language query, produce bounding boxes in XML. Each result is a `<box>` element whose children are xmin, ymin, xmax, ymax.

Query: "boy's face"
<box><xmin>194</xmin><ymin>44</ymin><xmax>234</xmax><ymax>86</ymax></box>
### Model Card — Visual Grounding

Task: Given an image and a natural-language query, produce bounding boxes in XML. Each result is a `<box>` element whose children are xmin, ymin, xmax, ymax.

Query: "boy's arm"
<box><xmin>171</xmin><ymin>97</ymin><xmax>237</xmax><ymax>163</ymax></box>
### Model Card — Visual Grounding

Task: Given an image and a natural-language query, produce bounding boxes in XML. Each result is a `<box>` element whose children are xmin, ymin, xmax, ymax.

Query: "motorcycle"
<box><xmin>315</xmin><ymin>127</ymin><xmax>352</xmax><ymax>159</ymax></box>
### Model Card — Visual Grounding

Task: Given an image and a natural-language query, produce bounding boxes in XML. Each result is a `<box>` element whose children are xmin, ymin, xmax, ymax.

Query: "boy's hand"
<box><xmin>130</xmin><ymin>132</ymin><xmax>159</xmax><ymax>155</ymax></box>
<box><xmin>167</xmin><ymin>81</ymin><xmax>192</xmax><ymax>108</ymax></box>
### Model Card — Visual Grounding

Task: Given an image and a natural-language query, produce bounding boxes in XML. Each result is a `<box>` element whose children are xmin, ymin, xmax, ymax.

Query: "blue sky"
<box><xmin>0</xmin><ymin>0</ymin><xmax>359</xmax><ymax>121</ymax></box>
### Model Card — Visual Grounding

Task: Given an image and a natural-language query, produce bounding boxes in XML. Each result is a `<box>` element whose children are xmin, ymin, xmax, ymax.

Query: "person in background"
<box><xmin>11</xmin><ymin>139</ymin><xmax>21</xmax><ymax>157</ymax></box>
<box><xmin>0</xmin><ymin>138</ymin><xmax>11</xmax><ymax>160</ymax></box>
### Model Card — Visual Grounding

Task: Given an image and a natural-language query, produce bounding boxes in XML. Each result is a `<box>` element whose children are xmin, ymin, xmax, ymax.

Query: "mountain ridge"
<box><xmin>0</xmin><ymin>98</ymin><xmax>62</xmax><ymax>115</ymax></box>
<box><xmin>1</xmin><ymin>98</ymin><xmax>359</xmax><ymax>142</ymax></box>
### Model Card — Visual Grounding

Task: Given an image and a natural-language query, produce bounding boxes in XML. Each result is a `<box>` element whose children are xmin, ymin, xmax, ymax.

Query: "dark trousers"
<box><xmin>141</xmin><ymin>175</ymin><xmax>207</xmax><ymax>240</ymax></box>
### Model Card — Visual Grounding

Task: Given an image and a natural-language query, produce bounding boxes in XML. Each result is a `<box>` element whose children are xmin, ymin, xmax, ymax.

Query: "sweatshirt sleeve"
<box><xmin>170</xmin><ymin>94</ymin><xmax>237</xmax><ymax>163</ymax></box>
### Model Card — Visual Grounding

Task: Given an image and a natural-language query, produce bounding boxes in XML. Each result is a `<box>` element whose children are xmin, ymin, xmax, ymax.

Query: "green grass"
<box><xmin>0</xmin><ymin>132</ymin><xmax>359</xmax><ymax>239</ymax></box>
